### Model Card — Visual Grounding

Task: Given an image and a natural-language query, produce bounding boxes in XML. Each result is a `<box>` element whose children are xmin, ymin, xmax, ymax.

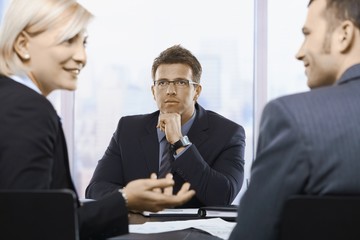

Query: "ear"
<box><xmin>14</xmin><ymin>31</ymin><xmax>30</xmax><ymax>60</ymax></box>
<box><xmin>151</xmin><ymin>85</ymin><xmax>156</xmax><ymax>100</ymax></box>
<box><xmin>337</xmin><ymin>20</ymin><xmax>355</xmax><ymax>53</ymax></box>
<box><xmin>193</xmin><ymin>84</ymin><xmax>202</xmax><ymax>101</ymax></box>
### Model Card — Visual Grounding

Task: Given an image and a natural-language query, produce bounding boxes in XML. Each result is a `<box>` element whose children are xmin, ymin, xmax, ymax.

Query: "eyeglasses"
<box><xmin>153</xmin><ymin>79</ymin><xmax>199</xmax><ymax>89</ymax></box>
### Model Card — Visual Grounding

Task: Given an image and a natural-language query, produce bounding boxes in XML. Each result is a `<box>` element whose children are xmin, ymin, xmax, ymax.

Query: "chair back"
<box><xmin>280</xmin><ymin>195</ymin><xmax>360</xmax><ymax>240</ymax></box>
<box><xmin>0</xmin><ymin>189</ymin><xmax>79</xmax><ymax>240</ymax></box>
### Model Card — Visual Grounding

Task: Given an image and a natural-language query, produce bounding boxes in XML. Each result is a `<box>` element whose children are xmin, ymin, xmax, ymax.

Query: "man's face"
<box><xmin>296</xmin><ymin>0</ymin><xmax>340</xmax><ymax>89</ymax></box>
<box><xmin>151</xmin><ymin>63</ymin><xmax>201</xmax><ymax>121</ymax></box>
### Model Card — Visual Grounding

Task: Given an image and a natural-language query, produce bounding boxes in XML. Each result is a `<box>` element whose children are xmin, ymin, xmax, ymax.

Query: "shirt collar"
<box><xmin>157</xmin><ymin>110</ymin><xmax>197</xmax><ymax>142</ymax></box>
<box><xmin>9</xmin><ymin>74</ymin><xmax>42</xmax><ymax>94</ymax></box>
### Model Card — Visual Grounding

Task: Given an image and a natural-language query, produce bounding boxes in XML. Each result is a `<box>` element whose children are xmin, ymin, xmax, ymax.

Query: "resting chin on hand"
<box><xmin>122</xmin><ymin>173</ymin><xmax>195</xmax><ymax>213</ymax></box>
<box><xmin>157</xmin><ymin>112</ymin><xmax>183</xmax><ymax>144</ymax></box>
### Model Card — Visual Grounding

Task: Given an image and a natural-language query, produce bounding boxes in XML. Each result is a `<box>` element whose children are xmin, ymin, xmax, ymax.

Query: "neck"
<box><xmin>181</xmin><ymin>106</ymin><xmax>195</xmax><ymax>125</ymax></box>
<box><xmin>27</xmin><ymin>72</ymin><xmax>49</xmax><ymax>96</ymax></box>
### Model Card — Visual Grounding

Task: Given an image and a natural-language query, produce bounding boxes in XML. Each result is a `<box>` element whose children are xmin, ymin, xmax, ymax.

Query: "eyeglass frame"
<box><xmin>153</xmin><ymin>79</ymin><xmax>199</xmax><ymax>89</ymax></box>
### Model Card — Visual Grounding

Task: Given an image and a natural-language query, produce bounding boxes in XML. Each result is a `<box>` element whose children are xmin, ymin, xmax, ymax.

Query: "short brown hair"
<box><xmin>151</xmin><ymin>45</ymin><xmax>202</xmax><ymax>83</ymax></box>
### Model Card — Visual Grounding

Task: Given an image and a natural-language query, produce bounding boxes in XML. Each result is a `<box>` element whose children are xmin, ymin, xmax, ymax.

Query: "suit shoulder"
<box><xmin>0</xmin><ymin>76</ymin><xmax>57</xmax><ymax>121</ymax></box>
<box><xmin>116</xmin><ymin>111</ymin><xmax>158</xmax><ymax>130</ymax></box>
<box><xmin>266</xmin><ymin>85</ymin><xmax>342</xmax><ymax>112</ymax></box>
<box><xmin>120</xmin><ymin>111</ymin><xmax>158</xmax><ymax>122</ymax></box>
<box><xmin>205</xmin><ymin>109</ymin><xmax>243</xmax><ymax>129</ymax></box>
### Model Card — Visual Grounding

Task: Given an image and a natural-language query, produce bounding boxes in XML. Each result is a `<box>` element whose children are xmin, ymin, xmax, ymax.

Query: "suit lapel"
<box><xmin>187</xmin><ymin>104</ymin><xmax>209</xmax><ymax>148</ymax></box>
<box><xmin>140</xmin><ymin>113</ymin><xmax>160</xmax><ymax>174</ymax></box>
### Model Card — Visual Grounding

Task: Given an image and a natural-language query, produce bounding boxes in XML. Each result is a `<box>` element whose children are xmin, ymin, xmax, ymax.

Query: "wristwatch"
<box><xmin>171</xmin><ymin>136</ymin><xmax>191</xmax><ymax>153</ymax></box>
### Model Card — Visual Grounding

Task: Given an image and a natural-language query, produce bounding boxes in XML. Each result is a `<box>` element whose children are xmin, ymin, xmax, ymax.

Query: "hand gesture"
<box><xmin>122</xmin><ymin>173</ymin><xmax>195</xmax><ymax>212</ymax></box>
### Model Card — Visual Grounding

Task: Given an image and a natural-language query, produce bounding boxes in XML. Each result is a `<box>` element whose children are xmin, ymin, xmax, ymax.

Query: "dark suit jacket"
<box><xmin>0</xmin><ymin>75</ymin><xmax>128</xmax><ymax>240</ymax></box>
<box><xmin>86</xmin><ymin>103</ymin><xmax>245</xmax><ymax>207</ymax></box>
<box><xmin>229</xmin><ymin>64</ymin><xmax>360</xmax><ymax>240</ymax></box>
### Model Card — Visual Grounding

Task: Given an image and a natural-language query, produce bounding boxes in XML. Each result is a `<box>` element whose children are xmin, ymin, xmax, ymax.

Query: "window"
<box><xmin>267</xmin><ymin>0</ymin><xmax>308</xmax><ymax>99</ymax></box>
<box><xmin>75</xmin><ymin>0</ymin><xmax>255</xmax><ymax>199</ymax></box>
<box><xmin>0</xmin><ymin>0</ymin><xmax>309</xmax><ymax>202</ymax></box>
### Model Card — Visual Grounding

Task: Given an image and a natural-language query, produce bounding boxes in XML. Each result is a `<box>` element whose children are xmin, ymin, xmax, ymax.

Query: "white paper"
<box><xmin>130</xmin><ymin>217</ymin><xmax>236</xmax><ymax>239</ymax></box>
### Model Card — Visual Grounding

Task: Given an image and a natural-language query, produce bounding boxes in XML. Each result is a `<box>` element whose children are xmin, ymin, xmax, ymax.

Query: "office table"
<box><xmin>128</xmin><ymin>212</ymin><xmax>201</xmax><ymax>224</ymax></box>
<box><xmin>107</xmin><ymin>213</ymin><xmax>226</xmax><ymax>240</ymax></box>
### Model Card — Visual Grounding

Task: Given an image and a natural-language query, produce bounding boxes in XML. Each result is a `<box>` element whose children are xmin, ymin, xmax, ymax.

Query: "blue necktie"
<box><xmin>158</xmin><ymin>141</ymin><xmax>174</xmax><ymax>178</ymax></box>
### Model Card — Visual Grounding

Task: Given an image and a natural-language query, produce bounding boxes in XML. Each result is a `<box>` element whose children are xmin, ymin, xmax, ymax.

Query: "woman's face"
<box><xmin>24</xmin><ymin>22</ymin><xmax>87</xmax><ymax>95</ymax></box>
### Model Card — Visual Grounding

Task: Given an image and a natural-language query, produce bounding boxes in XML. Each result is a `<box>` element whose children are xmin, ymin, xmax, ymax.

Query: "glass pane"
<box><xmin>75</xmin><ymin>0</ymin><xmax>254</xmax><ymax>199</ymax></box>
<box><xmin>268</xmin><ymin>0</ymin><xmax>308</xmax><ymax>100</ymax></box>
<box><xmin>0</xmin><ymin>0</ymin><xmax>10</xmax><ymax>23</ymax></box>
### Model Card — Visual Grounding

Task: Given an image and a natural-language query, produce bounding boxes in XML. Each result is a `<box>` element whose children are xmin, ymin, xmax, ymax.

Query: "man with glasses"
<box><xmin>86</xmin><ymin>45</ymin><xmax>245</xmax><ymax>207</ymax></box>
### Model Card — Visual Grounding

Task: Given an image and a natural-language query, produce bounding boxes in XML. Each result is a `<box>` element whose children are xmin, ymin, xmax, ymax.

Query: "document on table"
<box><xmin>130</xmin><ymin>218</ymin><xmax>236</xmax><ymax>239</ymax></box>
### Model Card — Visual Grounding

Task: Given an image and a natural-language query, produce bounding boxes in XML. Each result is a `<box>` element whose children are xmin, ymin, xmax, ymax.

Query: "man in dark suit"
<box><xmin>86</xmin><ymin>45</ymin><xmax>246</xmax><ymax>207</ymax></box>
<box><xmin>229</xmin><ymin>0</ymin><xmax>360</xmax><ymax>239</ymax></box>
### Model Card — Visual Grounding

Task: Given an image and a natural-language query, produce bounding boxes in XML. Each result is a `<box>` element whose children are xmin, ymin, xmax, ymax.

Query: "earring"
<box><xmin>23</xmin><ymin>54</ymin><xmax>30</xmax><ymax>60</ymax></box>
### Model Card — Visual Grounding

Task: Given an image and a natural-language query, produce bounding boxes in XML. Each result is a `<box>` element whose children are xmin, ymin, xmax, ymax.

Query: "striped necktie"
<box><xmin>158</xmin><ymin>141</ymin><xmax>174</xmax><ymax>178</ymax></box>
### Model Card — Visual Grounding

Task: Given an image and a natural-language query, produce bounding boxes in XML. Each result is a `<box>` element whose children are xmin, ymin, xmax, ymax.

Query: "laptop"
<box><xmin>0</xmin><ymin>189</ymin><xmax>79</xmax><ymax>240</ymax></box>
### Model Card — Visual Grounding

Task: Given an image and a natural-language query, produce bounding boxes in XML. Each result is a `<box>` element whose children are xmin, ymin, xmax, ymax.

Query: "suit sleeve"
<box><xmin>78</xmin><ymin>192</ymin><xmax>129</xmax><ymax>239</ymax></box>
<box><xmin>85</xmin><ymin>120</ymin><xmax>125</xmax><ymax>199</ymax></box>
<box><xmin>172</xmin><ymin>122</ymin><xmax>246</xmax><ymax>206</ymax></box>
<box><xmin>229</xmin><ymin>99</ymin><xmax>310</xmax><ymax>240</ymax></box>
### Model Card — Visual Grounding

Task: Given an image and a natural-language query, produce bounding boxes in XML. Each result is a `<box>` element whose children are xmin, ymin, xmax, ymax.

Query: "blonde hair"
<box><xmin>0</xmin><ymin>0</ymin><xmax>93</xmax><ymax>76</ymax></box>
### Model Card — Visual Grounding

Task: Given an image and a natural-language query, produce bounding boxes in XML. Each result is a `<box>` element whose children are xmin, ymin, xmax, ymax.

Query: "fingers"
<box><xmin>143</xmin><ymin>176</ymin><xmax>175</xmax><ymax>190</ymax></box>
<box><xmin>172</xmin><ymin>182</ymin><xmax>195</xmax><ymax>205</ymax></box>
<box><xmin>156</xmin><ymin>182</ymin><xmax>195</xmax><ymax>208</ymax></box>
<box><xmin>163</xmin><ymin>173</ymin><xmax>174</xmax><ymax>196</ymax></box>
<box><xmin>157</xmin><ymin>113</ymin><xmax>167</xmax><ymax>131</ymax></box>
<box><xmin>124</xmin><ymin>176</ymin><xmax>174</xmax><ymax>197</ymax></box>
<box><xmin>157</xmin><ymin>120</ymin><xmax>165</xmax><ymax>131</ymax></box>
<box><xmin>178</xmin><ymin>189</ymin><xmax>196</xmax><ymax>205</ymax></box>
<box><xmin>158</xmin><ymin>188</ymin><xmax>196</xmax><ymax>209</ymax></box>
<box><xmin>176</xmin><ymin>182</ymin><xmax>191</xmax><ymax>195</ymax></box>
<box><xmin>157</xmin><ymin>113</ymin><xmax>181</xmax><ymax>133</ymax></box>
<box><xmin>150</xmin><ymin>173</ymin><xmax>173</xmax><ymax>195</ymax></box>
<box><xmin>124</xmin><ymin>174</ymin><xmax>195</xmax><ymax>212</ymax></box>
<box><xmin>176</xmin><ymin>184</ymin><xmax>196</xmax><ymax>204</ymax></box>
<box><xmin>150</xmin><ymin>173</ymin><xmax>161</xmax><ymax>193</ymax></box>
<box><xmin>150</xmin><ymin>173</ymin><xmax>157</xmax><ymax>179</ymax></box>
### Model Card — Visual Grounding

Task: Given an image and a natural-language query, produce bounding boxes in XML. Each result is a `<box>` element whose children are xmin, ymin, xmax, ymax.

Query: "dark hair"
<box><xmin>151</xmin><ymin>45</ymin><xmax>202</xmax><ymax>83</ymax></box>
<box><xmin>309</xmin><ymin>0</ymin><xmax>360</xmax><ymax>30</ymax></box>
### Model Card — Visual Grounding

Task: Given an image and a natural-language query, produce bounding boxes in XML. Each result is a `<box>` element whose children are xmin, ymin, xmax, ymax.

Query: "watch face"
<box><xmin>180</xmin><ymin>136</ymin><xmax>191</xmax><ymax>145</ymax></box>
<box><xmin>172</xmin><ymin>136</ymin><xmax>191</xmax><ymax>152</ymax></box>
